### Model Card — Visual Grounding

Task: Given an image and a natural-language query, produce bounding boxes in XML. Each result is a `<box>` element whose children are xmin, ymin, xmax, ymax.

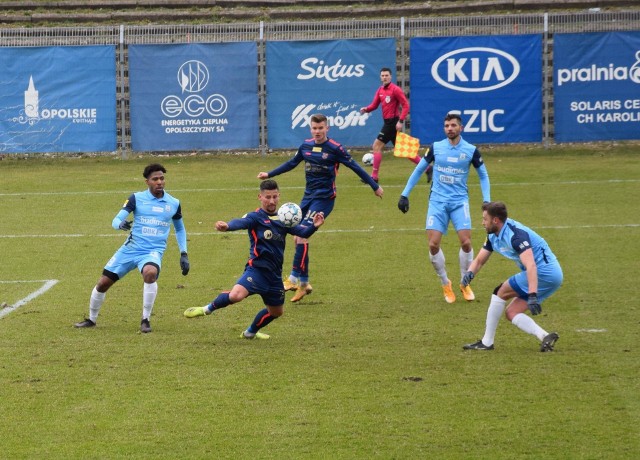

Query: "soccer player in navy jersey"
<box><xmin>183</xmin><ymin>180</ymin><xmax>325</xmax><ymax>339</ymax></box>
<box><xmin>74</xmin><ymin>163</ymin><xmax>190</xmax><ymax>333</ymax></box>
<box><xmin>257</xmin><ymin>113</ymin><xmax>383</xmax><ymax>302</ymax></box>
<box><xmin>398</xmin><ymin>113</ymin><xmax>490</xmax><ymax>304</ymax></box>
<box><xmin>359</xmin><ymin>67</ymin><xmax>422</xmax><ymax>183</ymax></box>
<box><xmin>462</xmin><ymin>202</ymin><xmax>562</xmax><ymax>352</ymax></box>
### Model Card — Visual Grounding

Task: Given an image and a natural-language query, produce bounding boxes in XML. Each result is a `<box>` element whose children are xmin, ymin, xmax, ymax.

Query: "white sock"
<box><xmin>511</xmin><ymin>313</ymin><xmax>548</xmax><ymax>341</ymax></box>
<box><xmin>89</xmin><ymin>287</ymin><xmax>106</xmax><ymax>323</ymax></box>
<box><xmin>142</xmin><ymin>282</ymin><xmax>158</xmax><ymax>320</ymax></box>
<box><xmin>429</xmin><ymin>249</ymin><xmax>449</xmax><ymax>285</ymax></box>
<box><xmin>482</xmin><ymin>294</ymin><xmax>506</xmax><ymax>346</ymax></box>
<box><xmin>459</xmin><ymin>248</ymin><xmax>474</xmax><ymax>278</ymax></box>
<box><xmin>288</xmin><ymin>275</ymin><xmax>299</xmax><ymax>284</ymax></box>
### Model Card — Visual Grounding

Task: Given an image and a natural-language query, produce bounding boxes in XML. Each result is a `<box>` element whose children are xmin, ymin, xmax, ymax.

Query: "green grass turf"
<box><xmin>0</xmin><ymin>144</ymin><xmax>639</xmax><ymax>458</ymax></box>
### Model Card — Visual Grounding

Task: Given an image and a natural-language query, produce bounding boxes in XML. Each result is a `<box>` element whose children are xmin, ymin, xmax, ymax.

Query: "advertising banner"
<box><xmin>410</xmin><ymin>35</ymin><xmax>542</xmax><ymax>144</ymax></box>
<box><xmin>554</xmin><ymin>31</ymin><xmax>640</xmax><ymax>142</ymax></box>
<box><xmin>129</xmin><ymin>42</ymin><xmax>259</xmax><ymax>151</ymax></box>
<box><xmin>0</xmin><ymin>46</ymin><xmax>116</xmax><ymax>153</ymax></box>
<box><xmin>266</xmin><ymin>38</ymin><xmax>396</xmax><ymax>149</ymax></box>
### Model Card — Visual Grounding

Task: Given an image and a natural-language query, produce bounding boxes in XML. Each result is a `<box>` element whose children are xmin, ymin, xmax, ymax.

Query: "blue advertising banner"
<box><xmin>0</xmin><ymin>46</ymin><xmax>116</xmax><ymax>153</ymax></box>
<box><xmin>554</xmin><ymin>31</ymin><xmax>640</xmax><ymax>142</ymax></box>
<box><xmin>129</xmin><ymin>42</ymin><xmax>259</xmax><ymax>151</ymax></box>
<box><xmin>410</xmin><ymin>35</ymin><xmax>542</xmax><ymax>144</ymax></box>
<box><xmin>266</xmin><ymin>38</ymin><xmax>396</xmax><ymax>149</ymax></box>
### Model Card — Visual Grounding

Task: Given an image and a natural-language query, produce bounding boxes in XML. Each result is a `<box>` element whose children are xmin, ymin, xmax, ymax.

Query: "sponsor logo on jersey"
<box><xmin>139</xmin><ymin>217</ymin><xmax>169</xmax><ymax>227</ymax></box>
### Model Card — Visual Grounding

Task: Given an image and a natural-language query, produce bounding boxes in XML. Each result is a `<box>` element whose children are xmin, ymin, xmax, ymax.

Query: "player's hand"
<box><xmin>426</xmin><ymin>164</ymin><xmax>433</xmax><ymax>183</ymax></box>
<box><xmin>119</xmin><ymin>220</ymin><xmax>132</xmax><ymax>231</ymax></box>
<box><xmin>375</xmin><ymin>186</ymin><xmax>384</xmax><ymax>199</ymax></box>
<box><xmin>313</xmin><ymin>212</ymin><xmax>325</xmax><ymax>228</ymax></box>
<box><xmin>215</xmin><ymin>221</ymin><xmax>229</xmax><ymax>232</ymax></box>
<box><xmin>527</xmin><ymin>293</ymin><xmax>541</xmax><ymax>315</ymax></box>
<box><xmin>398</xmin><ymin>195</ymin><xmax>409</xmax><ymax>213</ymax></box>
<box><xmin>257</xmin><ymin>172</ymin><xmax>269</xmax><ymax>180</ymax></box>
<box><xmin>359</xmin><ymin>107</ymin><xmax>367</xmax><ymax>114</ymax></box>
<box><xmin>461</xmin><ymin>271</ymin><xmax>474</xmax><ymax>287</ymax></box>
<box><xmin>180</xmin><ymin>252</ymin><xmax>190</xmax><ymax>276</ymax></box>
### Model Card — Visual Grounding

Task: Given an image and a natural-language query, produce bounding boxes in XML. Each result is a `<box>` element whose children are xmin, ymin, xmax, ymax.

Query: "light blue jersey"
<box><xmin>113</xmin><ymin>189</ymin><xmax>187</xmax><ymax>254</ymax></box>
<box><xmin>484</xmin><ymin>218</ymin><xmax>562</xmax><ymax>301</ymax></box>
<box><xmin>484</xmin><ymin>218</ymin><xmax>557</xmax><ymax>270</ymax></box>
<box><xmin>401</xmin><ymin>136</ymin><xmax>490</xmax><ymax>203</ymax></box>
<box><xmin>104</xmin><ymin>189</ymin><xmax>187</xmax><ymax>279</ymax></box>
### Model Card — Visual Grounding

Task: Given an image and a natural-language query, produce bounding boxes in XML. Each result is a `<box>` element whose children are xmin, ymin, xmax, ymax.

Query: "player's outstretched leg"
<box><xmin>184</xmin><ymin>292</ymin><xmax>231</xmax><ymax>318</ymax></box>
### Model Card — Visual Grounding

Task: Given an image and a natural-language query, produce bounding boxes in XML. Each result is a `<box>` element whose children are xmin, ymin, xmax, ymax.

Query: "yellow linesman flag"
<box><xmin>393</xmin><ymin>131</ymin><xmax>420</xmax><ymax>159</ymax></box>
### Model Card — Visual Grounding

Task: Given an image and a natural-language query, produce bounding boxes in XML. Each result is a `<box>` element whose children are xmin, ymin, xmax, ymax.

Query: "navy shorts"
<box><xmin>299</xmin><ymin>197</ymin><xmax>335</xmax><ymax>226</ymax></box>
<box><xmin>236</xmin><ymin>266</ymin><xmax>285</xmax><ymax>307</ymax></box>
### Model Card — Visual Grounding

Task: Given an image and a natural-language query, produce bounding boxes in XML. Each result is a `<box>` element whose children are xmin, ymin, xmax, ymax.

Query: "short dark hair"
<box><xmin>380</xmin><ymin>67</ymin><xmax>392</xmax><ymax>74</ymax></box>
<box><xmin>260</xmin><ymin>179</ymin><xmax>279</xmax><ymax>192</ymax></box>
<box><xmin>143</xmin><ymin>163</ymin><xmax>166</xmax><ymax>178</ymax></box>
<box><xmin>482</xmin><ymin>201</ymin><xmax>508</xmax><ymax>223</ymax></box>
<box><xmin>310</xmin><ymin>113</ymin><xmax>327</xmax><ymax>124</ymax></box>
<box><xmin>444</xmin><ymin>113</ymin><xmax>463</xmax><ymax>124</ymax></box>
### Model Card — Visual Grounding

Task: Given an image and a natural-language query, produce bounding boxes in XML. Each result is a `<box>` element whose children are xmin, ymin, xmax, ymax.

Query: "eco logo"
<box><xmin>160</xmin><ymin>60</ymin><xmax>228</xmax><ymax>133</ymax></box>
<box><xmin>12</xmin><ymin>75</ymin><xmax>98</xmax><ymax>126</ymax></box>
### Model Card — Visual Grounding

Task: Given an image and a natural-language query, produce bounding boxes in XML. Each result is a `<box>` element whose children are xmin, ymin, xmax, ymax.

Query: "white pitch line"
<box><xmin>0</xmin><ymin>179</ymin><xmax>638</xmax><ymax>197</ymax></box>
<box><xmin>0</xmin><ymin>279</ymin><xmax>59</xmax><ymax>319</ymax></box>
<box><xmin>0</xmin><ymin>223</ymin><xmax>638</xmax><ymax>240</ymax></box>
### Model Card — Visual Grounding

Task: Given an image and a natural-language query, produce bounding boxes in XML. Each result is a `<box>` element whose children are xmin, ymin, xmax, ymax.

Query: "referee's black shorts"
<box><xmin>376</xmin><ymin>117</ymin><xmax>399</xmax><ymax>145</ymax></box>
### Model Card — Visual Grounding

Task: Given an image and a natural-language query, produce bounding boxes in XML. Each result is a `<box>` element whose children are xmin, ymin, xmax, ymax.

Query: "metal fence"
<box><xmin>1</xmin><ymin>10</ymin><xmax>639</xmax><ymax>152</ymax></box>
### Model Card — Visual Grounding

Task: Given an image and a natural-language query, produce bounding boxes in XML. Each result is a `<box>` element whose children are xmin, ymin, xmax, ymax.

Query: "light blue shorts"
<box><xmin>104</xmin><ymin>245</ymin><xmax>163</xmax><ymax>280</ymax></box>
<box><xmin>508</xmin><ymin>261</ymin><xmax>563</xmax><ymax>302</ymax></box>
<box><xmin>426</xmin><ymin>200</ymin><xmax>471</xmax><ymax>235</ymax></box>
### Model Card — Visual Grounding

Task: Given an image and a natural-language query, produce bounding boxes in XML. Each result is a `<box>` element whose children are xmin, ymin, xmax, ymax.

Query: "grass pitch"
<box><xmin>0</xmin><ymin>144</ymin><xmax>639</xmax><ymax>458</ymax></box>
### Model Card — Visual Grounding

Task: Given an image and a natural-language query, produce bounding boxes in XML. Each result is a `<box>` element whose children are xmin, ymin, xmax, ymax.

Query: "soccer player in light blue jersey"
<box><xmin>398</xmin><ymin>113</ymin><xmax>490</xmax><ymax>304</ymax></box>
<box><xmin>183</xmin><ymin>180</ymin><xmax>325</xmax><ymax>339</ymax></box>
<box><xmin>462</xmin><ymin>201</ymin><xmax>562</xmax><ymax>352</ymax></box>
<box><xmin>258</xmin><ymin>113</ymin><xmax>383</xmax><ymax>303</ymax></box>
<box><xmin>74</xmin><ymin>163</ymin><xmax>190</xmax><ymax>333</ymax></box>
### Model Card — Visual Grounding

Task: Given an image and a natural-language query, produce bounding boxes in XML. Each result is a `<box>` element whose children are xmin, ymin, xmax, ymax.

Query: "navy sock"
<box><xmin>207</xmin><ymin>292</ymin><xmax>232</xmax><ymax>312</ymax></box>
<box><xmin>293</xmin><ymin>242</ymin><xmax>309</xmax><ymax>279</ymax></box>
<box><xmin>247</xmin><ymin>308</ymin><xmax>277</xmax><ymax>334</ymax></box>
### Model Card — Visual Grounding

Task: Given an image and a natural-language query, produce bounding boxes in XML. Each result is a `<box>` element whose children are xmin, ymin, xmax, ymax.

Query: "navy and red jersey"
<box><xmin>267</xmin><ymin>137</ymin><xmax>379</xmax><ymax>200</ymax></box>
<box><xmin>364</xmin><ymin>82</ymin><xmax>409</xmax><ymax>121</ymax></box>
<box><xmin>226</xmin><ymin>208</ymin><xmax>318</xmax><ymax>275</ymax></box>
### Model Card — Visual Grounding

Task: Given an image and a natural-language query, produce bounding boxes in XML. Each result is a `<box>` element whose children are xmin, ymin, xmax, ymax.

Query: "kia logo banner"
<box><xmin>0</xmin><ymin>46</ymin><xmax>116</xmax><ymax>153</ymax></box>
<box><xmin>266</xmin><ymin>38</ymin><xmax>396</xmax><ymax>149</ymax></box>
<box><xmin>554</xmin><ymin>31</ymin><xmax>640</xmax><ymax>142</ymax></box>
<box><xmin>129</xmin><ymin>42</ymin><xmax>259</xmax><ymax>151</ymax></box>
<box><xmin>410</xmin><ymin>35</ymin><xmax>542</xmax><ymax>144</ymax></box>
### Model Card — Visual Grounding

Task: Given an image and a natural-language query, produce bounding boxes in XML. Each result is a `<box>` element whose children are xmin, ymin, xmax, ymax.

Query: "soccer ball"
<box><xmin>277</xmin><ymin>202</ymin><xmax>303</xmax><ymax>227</ymax></box>
<box><xmin>362</xmin><ymin>152</ymin><xmax>374</xmax><ymax>166</ymax></box>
